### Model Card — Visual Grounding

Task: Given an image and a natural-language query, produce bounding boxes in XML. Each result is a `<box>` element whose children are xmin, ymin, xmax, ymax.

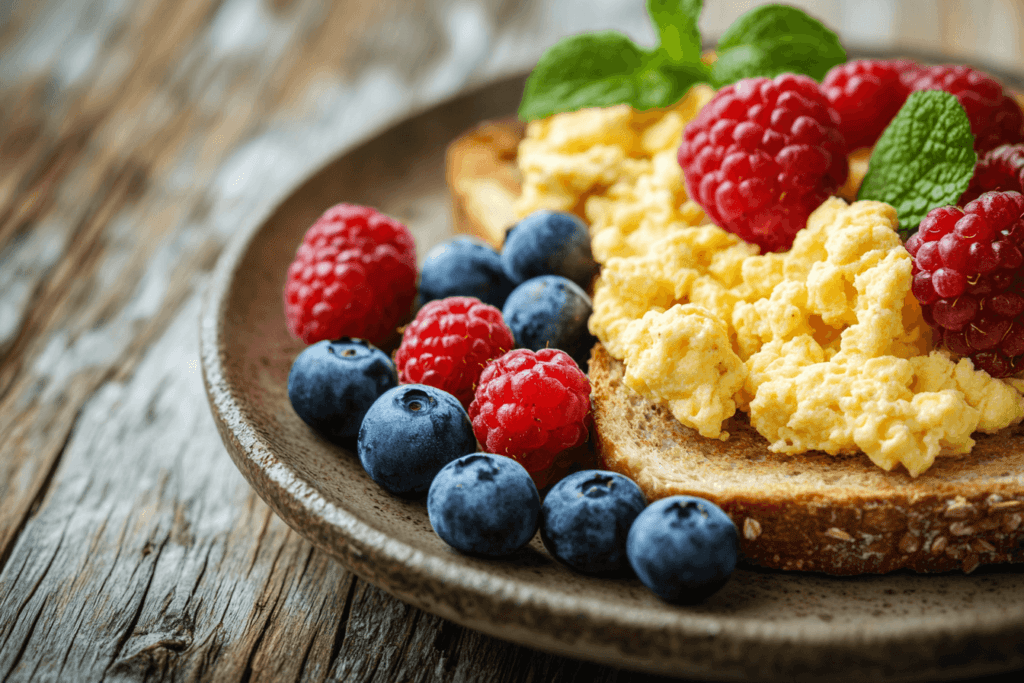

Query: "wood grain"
<box><xmin>1</xmin><ymin>0</ymin><xmax>1023</xmax><ymax>681</ymax></box>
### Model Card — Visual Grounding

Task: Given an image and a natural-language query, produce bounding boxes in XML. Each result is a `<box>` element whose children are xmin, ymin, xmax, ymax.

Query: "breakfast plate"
<box><xmin>200</xmin><ymin>69</ymin><xmax>1024</xmax><ymax>682</ymax></box>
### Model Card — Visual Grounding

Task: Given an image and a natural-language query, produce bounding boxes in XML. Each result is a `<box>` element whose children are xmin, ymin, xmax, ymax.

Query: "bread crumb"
<box><xmin>943</xmin><ymin>496</ymin><xmax>975</xmax><ymax>519</ymax></box>
<box><xmin>1002</xmin><ymin>512</ymin><xmax>1023</xmax><ymax>533</ymax></box>
<box><xmin>825</xmin><ymin>527</ymin><xmax>853</xmax><ymax>541</ymax></box>
<box><xmin>972</xmin><ymin>539</ymin><xmax>996</xmax><ymax>553</ymax></box>
<box><xmin>976</xmin><ymin>517</ymin><xmax>1000</xmax><ymax>532</ymax></box>
<box><xmin>930</xmin><ymin>536</ymin><xmax>948</xmax><ymax>554</ymax></box>
<box><xmin>898</xmin><ymin>533</ymin><xmax>920</xmax><ymax>553</ymax></box>
<box><xmin>743</xmin><ymin>517</ymin><xmax>762</xmax><ymax>540</ymax></box>
<box><xmin>949</xmin><ymin>521</ymin><xmax>974</xmax><ymax>536</ymax></box>
<box><xmin>962</xmin><ymin>554</ymin><xmax>981</xmax><ymax>574</ymax></box>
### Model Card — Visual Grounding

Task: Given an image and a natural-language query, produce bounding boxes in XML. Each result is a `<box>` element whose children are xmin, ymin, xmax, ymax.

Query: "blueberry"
<box><xmin>358</xmin><ymin>385</ymin><xmax>477</xmax><ymax>496</ymax></box>
<box><xmin>419</xmin><ymin>237</ymin><xmax>516</xmax><ymax>308</ymax></box>
<box><xmin>501</xmin><ymin>275</ymin><xmax>597</xmax><ymax>369</ymax></box>
<box><xmin>626</xmin><ymin>496</ymin><xmax>738</xmax><ymax>604</ymax></box>
<box><xmin>540</xmin><ymin>470</ymin><xmax>646</xmax><ymax>575</ymax></box>
<box><xmin>502</xmin><ymin>210</ymin><xmax>598</xmax><ymax>290</ymax></box>
<box><xmin>427</xmin><ymin>453</ymin><xmax>540</xmax><ymax>556</ymax></box>
<box><xmin>287</xmin><ymin>338</ymin><xmax>397</xmax><ymax>444</ymax></box>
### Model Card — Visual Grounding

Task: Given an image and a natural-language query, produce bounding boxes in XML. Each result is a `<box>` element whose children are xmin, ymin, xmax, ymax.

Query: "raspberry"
<box><xmin>909</xmin><ymin>65</ymin><xmax>1024</xmax><ymax>152</ymax></box>
<box><xmin>677</xmin><ymin>74</ymin><xmax>848</xmax><ymax>253</ymax></box>
<box><xmin>469</xmin><ymin>348</ymin><xmax>592</xmax><ymax>488</ymax></box>
<box><xmin>960</xmin><ymin>144</ymin><xmax>1024</xmax><ymax>205</ymax></box>
<box><xmin>821</xmin><ymin>59</ymin><xmax>916</xmax><ymax>150</ymax></box>
<box><xmin>394</xmin><ymin>297</ymin><xmax>514</xmax><ymax>408</ymax></box>
<box><xmin>284</xmin><ymin>204</ymin><xmax>417</xmax><ymax>345</ymax></box>
<box><xmin>907</xmin><ymin>191</ymin><xmax>1024</xmax><ymax>377</ymax></box>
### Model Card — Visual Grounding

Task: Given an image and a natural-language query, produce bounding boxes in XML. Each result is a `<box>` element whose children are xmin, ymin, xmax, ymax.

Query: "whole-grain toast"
<box><xmin>446</xmin><ymin>116</ymin><xmax>524</xmax><ymax>247</ymax></box>
<box><xmin>445</xmin><ymin>112</ymin><xmax>1024</xmax><ymax>575</ymax></box>
<box><xmin>589</xmin><ymin>344</ymin><xmax>1024</xmax><ymax>575</ymax></box>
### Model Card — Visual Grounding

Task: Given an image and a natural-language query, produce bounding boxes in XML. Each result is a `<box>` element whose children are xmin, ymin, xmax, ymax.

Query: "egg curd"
<box><xmin>514</xmin><ymin>87</ymin><xmax>1024</xmax><ymax>477</ymax></box>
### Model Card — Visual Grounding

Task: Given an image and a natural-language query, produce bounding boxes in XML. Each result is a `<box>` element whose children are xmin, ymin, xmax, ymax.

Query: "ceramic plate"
<box><xmin>200</xmin><ymin>70</ymin><xmax>1024</xmax><ymax>682</ymax></box>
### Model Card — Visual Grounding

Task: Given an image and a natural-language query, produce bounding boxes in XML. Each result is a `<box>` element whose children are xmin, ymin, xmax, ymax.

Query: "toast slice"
<box><xmin>445</xmin><ymin>105</ymin><xmax>1024</xmax><ymax>575</ymax></box>
<box><xmin>588</xmin><ymin>344</ymin><xmax>1024</xmax><ymax>575</ymax></box>
<box><xmin>446</xmin><ymin>116</ymin><xmax>524</xmax><ymax>248</ymax></box>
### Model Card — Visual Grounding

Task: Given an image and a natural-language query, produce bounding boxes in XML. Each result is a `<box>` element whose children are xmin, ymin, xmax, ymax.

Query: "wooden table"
<box><xmin>2</xmin><ymin>1</ymin><xmax>1024</xmax><ymax>681</ymax></box>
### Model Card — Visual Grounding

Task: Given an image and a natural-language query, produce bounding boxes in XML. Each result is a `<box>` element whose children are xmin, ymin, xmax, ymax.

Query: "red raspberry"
<box><xmin>821</xmin><ymin>59</ymin><xmax>916</xmax><ymax>150</ymax></box>
<box><xmin>960</xmin><ymin>144</ymin><xmax>1024</xmax><ymax>205</ymax></box>
<box><xmin>284</xmin><ymin>204</ymin><xmax>417</xmax><ymax>345</ymax></box>
<box><xmin>907</xmin><ymin>191</ymin><xmax>1024</xmax><ymax>377</ymax></box>
<box><xmin>678</xmin><ymin>74</ymin><xmax>848</xmax><ymax>253</ymax></box>
<box><xmin>910</xmin><ymin>65</ymin><xmax>1024</xmax><ymax>152</ymax></box>
<box><xmin>394</xmin><ymin>297</ymin><xmax>514</xmax><ymax>408</ymax></box>
<box><xmin>469</xmin><ymin>348</ymin><xmax>592</xmax><ymax>488</ymax></box>
<box><xmin>895</xmin><ymin>59</ymin><xmax>926</xmax><ymax>89</ymax></box>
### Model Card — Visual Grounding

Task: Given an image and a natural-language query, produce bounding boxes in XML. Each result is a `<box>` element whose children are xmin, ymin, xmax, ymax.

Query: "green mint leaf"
<box><xmin>710</xmin><ymin>5</ymin><xmax>845</xmax><ymax>86</ymax></box>
<box><xmin>647</xmin><ymin>0</ymin><xmax>703</xmax><ymax>64</ymax></box>
<box><xmin>857</xmin><ymin>90</ymin><xmax>977</xmax><ymax>238</ymax></box>
<box><xmin>518</xmin><ymin>32</ymin><xmax>709</xmax><ymax>121</ymax></box>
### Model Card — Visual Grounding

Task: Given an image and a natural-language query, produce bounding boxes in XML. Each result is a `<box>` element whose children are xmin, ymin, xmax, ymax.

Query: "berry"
<box><xmin>909</xmin><ymin>65</ymin><xmax>1024</xmax><ymax>152</ymax></box>
<box><xmin>895</xmin><ymin>59</ymin><xmax>926</xmax><ymax>89</ymax></box>
<box><xmin>502</xmin><ymin>275</ymin><xmax>597</xmax><ymax>370</ymax></box>
<box><xmin>394</xmin><ymin>297</ymin><xmax>514</xmax><ymax>408</ymax></box>
<box><xmin>677</xmin><ymin>73</ymin><xmax>848</xmax><ymax>253</ymax></box>
<box><xmin>821</xmin><ymin>59</ymin><xmax>915</xmax><ymax>150</ymax></box>
<box><xmin>960</xmin><ymin>144</ymin><xmax>1024</xmax><ymax>205</ymax></box>
<box><xmin>501</xmin><ymin>211</ymin><xmax>599</xmax><ymax>290</ymax></box>
<box><xmin>907</xmin><ymin>191</ymin><xmax>1024</xmax><ymax>377</ymax></box>
<box><xmin>358</xmin><ymin>384</ymin><xmax>477</xmax><ymax>496</ymax></box>
<box><xmin>287</xmin><ymin>338</ymin><xmax>398</xmax><ymax>444</ymax></box>
<box><xmin>419</xmin><ymin>237</ymin><xmax>516</xmax><ymax>308</ymax></box>
<box><xmin>539</xmin><ymin>470</ymin><xmax>646</xmax><ymax>575</ymax></box>
<box><xmin>468</xmin><ymin>348</ymin><xmax>592</xmax><ymax>489</ymax></box>
<box><xmin>626</xmin><ymin>496</ymin><xmax>738</xmax><ymax>604</ymax></box>
<box><xmin>427</xmin><ymin>453</ymin><xmax>540</xmax><ymax>557</ymax></box>
<box><xmin>284</xmin><ymin>203</ymin><xmax>417</xmax><ymax>345</ymax></box>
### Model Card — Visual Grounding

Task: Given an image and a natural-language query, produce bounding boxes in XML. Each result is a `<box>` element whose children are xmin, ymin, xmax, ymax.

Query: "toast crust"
<box><xmin>445</xmin><ymin>116</ymin><xmax>524</xmax><ymax>247</ymax></box>
<box><xmin>589</xmin><ymin>343</ymin><xmax>1024</xmax><ymax>574</ymax></box>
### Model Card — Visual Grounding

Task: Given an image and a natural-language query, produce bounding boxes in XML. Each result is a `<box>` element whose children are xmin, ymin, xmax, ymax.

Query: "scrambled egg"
<box><xmin>515</xmin><ymin>99</ymin><xmax>1024</xmax><ymax>477</ymax></box>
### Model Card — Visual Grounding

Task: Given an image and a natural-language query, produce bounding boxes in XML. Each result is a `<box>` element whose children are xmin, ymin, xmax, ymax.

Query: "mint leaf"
<box><xmin>518</xmin><ymin>32</ymin><xmax>709</xmax><ymax>121</ymax></box>
<box><xmin>648</xmin><ymin>0</ymin><xmax>703</xmax><ymax>64</ymax></box>
<box><xmin>711</xmin><ymin>5</ymin><xmax>845</xmax><ymax>86</ymax></box>
<box><xmin>857</xmin><ymin>90</ymin><xmax>977</xmax><ymax>238</ymax></box>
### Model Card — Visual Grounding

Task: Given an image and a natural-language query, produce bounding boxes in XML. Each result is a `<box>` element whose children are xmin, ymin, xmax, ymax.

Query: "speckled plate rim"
<box><xmin>200</xmin><ymin>65</ymin><xmax>1024</xmax><ymax>682</ymax></box>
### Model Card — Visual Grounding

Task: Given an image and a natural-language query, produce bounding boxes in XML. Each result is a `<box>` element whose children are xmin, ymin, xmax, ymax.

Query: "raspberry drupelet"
<box><xmin>677</xmin><ymin>73</ymin><xmax>848</xmax><ymax>254</ymax></box>
<box><xmin>469</xmin><ymin>348</ymin><xmax>592</xmax><ymax>488</ymax></box>
<box><xmin>960</xmin><ymin>144</ymin><xmax>1024</xmax><ymax>206</ymax></box>
<box><xmin>907</xmin><ymin>191</ymin><xmax>1024</xmax><ymax>377</ymax></box>
<box><xmin>822</xmin><ymin>59</ymin><xmax>917</xmax><ymax>150</ymax></box>
<box><xmin>284</xmin><ymin>204</ymin><xmax>417</xmax><ymax>345</ymax></box>
<box><xmin>394</xmin><ymin>296</ymin><xmax>514</xmax><ymax>409</ymax></box>
<box><xmin>909</xmin><ymin>65</ymin><xmax>1024</xmax><ymax>152</ymax></box>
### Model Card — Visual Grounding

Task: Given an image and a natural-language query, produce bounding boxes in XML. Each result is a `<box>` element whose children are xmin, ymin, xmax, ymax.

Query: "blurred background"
<box><xmin>4</xmin><ymin>0</ymin><xmax>1019</xmax><ymax>256</ymax></box>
